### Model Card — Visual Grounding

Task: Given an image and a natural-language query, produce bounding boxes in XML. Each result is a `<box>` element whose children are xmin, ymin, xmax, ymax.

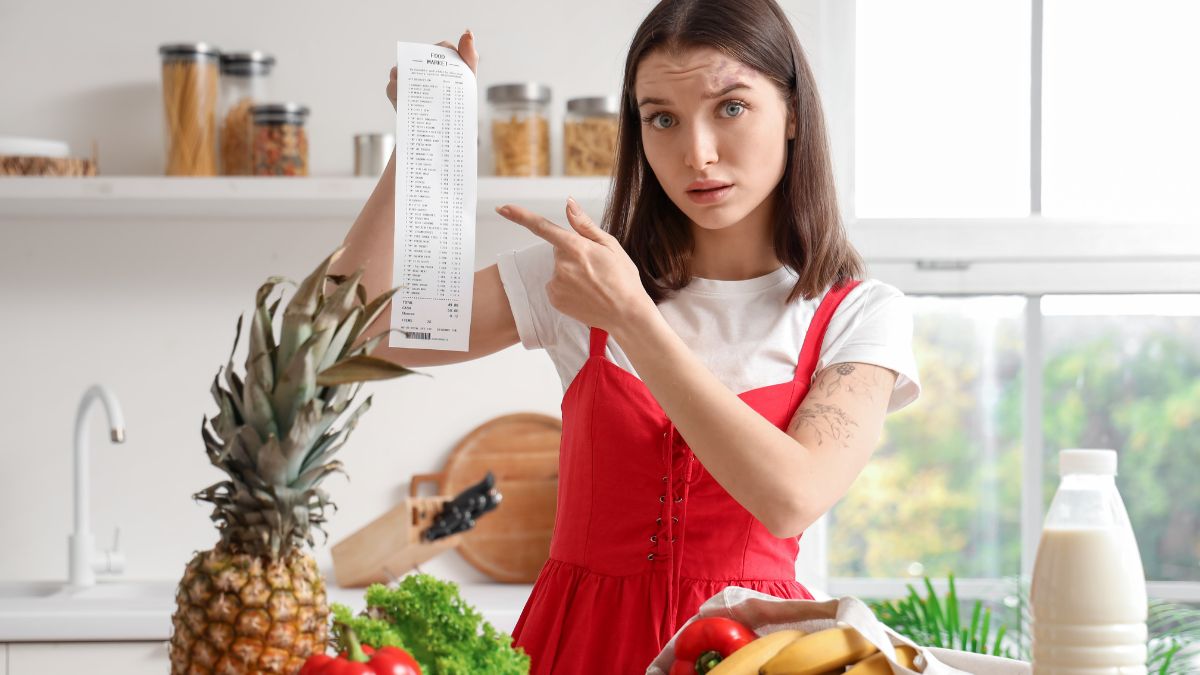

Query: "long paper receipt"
<box><xmin>390</xmin><ymin>41</ymin><xmax>477</xmax><ymax>351</ymax></box>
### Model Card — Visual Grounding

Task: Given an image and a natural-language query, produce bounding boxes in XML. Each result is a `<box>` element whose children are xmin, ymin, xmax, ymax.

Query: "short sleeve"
<box><xmin>817</xmin><ymin>281</ymin><xmax>922</xmax><ymax>414</ymax></box>
<box><xmin>495</xmin><ymin>241</ymin><xmax>559</xmax><ymax>350</ymax></box>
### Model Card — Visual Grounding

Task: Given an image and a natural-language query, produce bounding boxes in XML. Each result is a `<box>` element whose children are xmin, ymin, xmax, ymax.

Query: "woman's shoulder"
<box><xmin>818</xmin><ymin>277</ymin><xmax>907</xmax><ymax>312</ymax></box>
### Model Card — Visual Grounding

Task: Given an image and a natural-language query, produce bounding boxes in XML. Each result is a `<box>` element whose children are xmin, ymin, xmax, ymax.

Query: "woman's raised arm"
<box><xmin>329</xmin><ymin>31</ymin><xmax>518</xmax><ymax>368</ymax></box>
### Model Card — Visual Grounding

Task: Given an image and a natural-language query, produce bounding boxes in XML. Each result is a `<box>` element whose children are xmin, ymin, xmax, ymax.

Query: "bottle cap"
<box><xmin>1059</xmin><ymin>449</ymin><xmax>1118</xmax><ymax>476</ymax></box>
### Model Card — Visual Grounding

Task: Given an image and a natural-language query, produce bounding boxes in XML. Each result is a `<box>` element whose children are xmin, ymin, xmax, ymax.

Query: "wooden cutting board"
<box><xmin>409</xmin><ymin>412</ymin><xmax>561</xmax><ymax>583</ymax></box>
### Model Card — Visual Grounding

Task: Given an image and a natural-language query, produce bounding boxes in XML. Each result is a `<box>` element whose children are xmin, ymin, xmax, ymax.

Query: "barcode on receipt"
<box><xmin>404</xmin><ymin>331</ymin><xmax>432</xmax><ymax>340</ymax></box>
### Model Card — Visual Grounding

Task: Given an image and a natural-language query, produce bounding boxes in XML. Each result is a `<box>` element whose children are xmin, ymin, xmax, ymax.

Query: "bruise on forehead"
<box><xmin>708</xmin><ymin>58</ymin><xmax>760</xmax><ymax>91</ymax></box>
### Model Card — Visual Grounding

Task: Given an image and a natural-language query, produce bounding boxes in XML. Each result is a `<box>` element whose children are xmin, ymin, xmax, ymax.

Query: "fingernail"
<box><xmin>495</xmin><ymin>205</ymin><xmax>509</xmax><ymax>216</ymax></box>
<box><xmin>567</xmin><ymin>196</ymin><xmax>580</xmax><ymax>215</ymax></box>
<box><xmin>465</xmin><ymin>29</ymin><xmax>474</xmax><ymax>38</ymax></box>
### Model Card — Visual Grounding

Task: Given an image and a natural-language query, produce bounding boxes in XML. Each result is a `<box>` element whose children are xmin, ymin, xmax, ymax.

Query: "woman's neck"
<box><xmin>688</xmin><ymin>200</ymin><xmax>782</xmax><ymax>281</ymax></box>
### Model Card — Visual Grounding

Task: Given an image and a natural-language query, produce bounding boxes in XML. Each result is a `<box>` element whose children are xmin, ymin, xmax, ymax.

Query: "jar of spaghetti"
<box><xmin>218</xmin><ymin>51</ymin><xmax>274</xmax><ymax>176</ymax></box>
<box><xmin>486</xmin><ymin>83</ymin><xmax>551</xmax><ymax>176</ymax></box>
<box><xmin>251</xmin><ymin>103</ymin><xmax>310</xmax><ymax>176</ymax></box>
<box><xmin>158</xmin><ymin>43</ymin><xmax>221</xmax><ymax>176</ymax></box>
<box><xmin>564</xmin><ymin>96</ymin><xmax>619</xmax><ymax>176</ymax></box>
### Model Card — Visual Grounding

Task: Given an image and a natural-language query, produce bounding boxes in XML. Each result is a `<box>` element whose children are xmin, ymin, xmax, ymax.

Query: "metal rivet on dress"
<box><xmin>647</xmin><ymin>553</ymin><xmax>655</xmax><ymax>561</ymax></box>
<box><xmin>656</xmin><ymin>517</ymin><xmax>663</xmax><ymax>526</ymax></box>
<box><xmin>659</xmin><ymin>495</ymin><xmax>666</xmax><ymax>503</ymax></box>
<box><xmin>672</xmin><ymin>516</ymin><xmax>679</xmax><ymax>523</ymax></box>
<box><xmin>675</xmin><ymin>496</ymin><xmax>683</xmax><ymax>503</ymax></box>
<box><xmin>671</xmin><ymin>537</ymin><xmax>677</xmax><ymax>543</ymax></box>
<box><xmin>662</xmin><ymin>475</ymin><xmax>668</xmax><ymax>482</ymax></box>
<box><xmin>650</xmin><ymin>535</ymin><xmax>657</xmax><ymax>543</ymax></box>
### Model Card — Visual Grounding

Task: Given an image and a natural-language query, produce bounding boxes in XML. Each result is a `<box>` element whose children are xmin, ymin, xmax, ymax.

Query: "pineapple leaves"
<box><xmin>319</xmin><ymin>306</ymin><xmax>363</xmax><ymax>374</ymax></box>
<box><xmin>354</xmin><ymin>286</ymin><xmax>401</xmax><ymax>343</ymax></box>
<box><xmin>278</xmin><ymin>248</ymin><xmax>342</xmax><ymax>374</ymax></box>
<box><xmin>317</xmin><ymin>354</ymin><xmax>423</xmax><ymax>386</ymax></box>
<box><xmin>198</xmin><ymin>245</ymin><xmax>431</xmax><ymax>559</ymax></box>
<box><xmin>272</xmin><ymin>327</ymin><xmax>324</xmax><ymax>433</ymax></box>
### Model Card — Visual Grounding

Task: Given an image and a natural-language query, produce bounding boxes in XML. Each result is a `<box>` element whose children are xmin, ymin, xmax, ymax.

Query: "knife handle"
<box><xmin>409</xmin><ymin>472</ymin><xmax>445</xmax><ymax>498</ymax></box>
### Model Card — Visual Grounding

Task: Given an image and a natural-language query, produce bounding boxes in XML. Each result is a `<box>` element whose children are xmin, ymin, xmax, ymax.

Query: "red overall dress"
<box><xmin>511</xmin><ymin>279</ymin><xmax>862</xmax><ymax>674</ymax></box>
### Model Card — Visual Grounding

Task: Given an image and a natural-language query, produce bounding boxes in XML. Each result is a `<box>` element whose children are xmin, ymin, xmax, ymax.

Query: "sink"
<box><xmin>57</xmin><ymin>580</ymin><xmax>178</xmax><ymax>601</ymax></box>
<box><xmin>0</xmin><ymin>581</ymin><xmax>64</xmax><ymax>600</ymax></box>
<box><xmin>0</xmin><ymin>580</ymin><xmax>176</xmax><ymax>602</ymax></box>
<box><xmin>0</xmin><ymin>580</ymin><xmax>177</xmax><ymax>642</ymax></box>
<box><xmin>0</xmin><ymin>580</ymin><xmax>530</xmax><ymax>642</ymax></box>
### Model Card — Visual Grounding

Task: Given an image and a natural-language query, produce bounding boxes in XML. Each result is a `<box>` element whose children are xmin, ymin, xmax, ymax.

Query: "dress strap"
<box><xmin>792</xmin><ymin>278</ymin><xmax>863</xmax><ymax>384</ymax></box>
<box><xmin>588</xmin><ymin>327</ymin><xmax>610</xmax><ymax>360</ymax></box>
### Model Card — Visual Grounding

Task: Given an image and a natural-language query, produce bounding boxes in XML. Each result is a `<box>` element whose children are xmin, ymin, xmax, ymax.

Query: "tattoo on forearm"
<box><xmin>787</xmin><ymin>403</ymin><xmax>859</xmax><ymax>447</ymax></box>
<box><xmin>816</xmin><ymin>363</ymin><xmax>884</xmax><ymax>402</ymax></box>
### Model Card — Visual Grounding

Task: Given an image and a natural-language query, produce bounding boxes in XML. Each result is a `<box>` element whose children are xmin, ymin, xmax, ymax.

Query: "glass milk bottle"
<box><xmin>1031</xmin><ymin>449</ymin><xmax>1148</xmax><ymax>674</ymax></box>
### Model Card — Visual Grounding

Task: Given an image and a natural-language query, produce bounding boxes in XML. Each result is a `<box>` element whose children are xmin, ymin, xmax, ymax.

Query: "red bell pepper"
<box><xmin>669</xmin><ymin>617</ymin><xmax>757</xmax><ymax>675</ymax></box>
<box><xmin>299</xmin><ymin>623</ymin><xmax>421</xmax><ymax>675</ymax></box>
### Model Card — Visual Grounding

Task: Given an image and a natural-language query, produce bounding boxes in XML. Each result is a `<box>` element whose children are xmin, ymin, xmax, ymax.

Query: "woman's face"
<box><xmin>634</xmin><ymin>46</ymin><xmax>794</xmax><ymax>234</ymax></box>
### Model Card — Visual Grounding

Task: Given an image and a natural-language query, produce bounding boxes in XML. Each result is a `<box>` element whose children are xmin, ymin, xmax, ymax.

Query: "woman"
<box><xmin>338</xmin><ymin>1</ymin><xmax>921</xmax><ymax>672</ymax></box>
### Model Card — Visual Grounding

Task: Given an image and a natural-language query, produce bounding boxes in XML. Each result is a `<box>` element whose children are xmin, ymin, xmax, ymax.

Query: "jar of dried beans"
<box><xmin>218</xmin><ymin>51</ymin><xmax>274</xmax><ymax>176</ymax></box>
<box><xmin>251</xmin><ymin>103</ymin><xmax>310</xmax><ymax>176</ymax></box>
<box><xmin>158</xmin><ymin>43</ymin><xmax>221</xmax><ymax>176</ymax></box>
<box><xmin>486</xmin><ymin>83</ymin><xmax>551</xmax><ymax>177</ymax></box>
<box><xmin>564</xmin><ymin>96</ymin><xmax>619</xmax><ymax>177</ymax></box>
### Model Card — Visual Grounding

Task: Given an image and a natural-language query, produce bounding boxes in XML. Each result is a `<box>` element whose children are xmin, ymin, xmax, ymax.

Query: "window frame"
<box><xmin>798</xmin><ymin>0</ymin><xmax>1200</xmax><ymax>604</ymax></box>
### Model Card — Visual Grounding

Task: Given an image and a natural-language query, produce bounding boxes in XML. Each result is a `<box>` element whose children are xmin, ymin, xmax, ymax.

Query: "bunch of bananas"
<box><xmin>705</xmin><ymin>625</ymin><xmax>919</xmax><ymax>675</ymax></box>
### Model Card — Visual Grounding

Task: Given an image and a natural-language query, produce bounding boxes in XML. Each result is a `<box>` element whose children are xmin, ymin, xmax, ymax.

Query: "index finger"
<box><xmin>496</xmin><ymin>204</ymin><xmax>580</xmax><ymax>249</ymax></box>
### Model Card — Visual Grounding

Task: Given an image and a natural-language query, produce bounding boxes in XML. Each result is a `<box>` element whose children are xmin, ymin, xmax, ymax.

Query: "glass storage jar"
<box><xmin>564</xmin><ymin>96</ymin><xmax>619</xmax><ymax>176</ymax></box>
<box><xmin>158</xmin><ymin>42</ymin><xmax>221</xmax><ymax>176</ymax></box>
<box><xmin>251</xmin><ymin>103</ymin><xmax>310</xmax><ymax>176</ymax></box>
<box><xmin>486</xmin><ymin>83</ymin><xmax>551</xmax><ymax>176</ymax></box>
<box><xmin>218</xmin><ymin>51</ymin><xmax>274</xmax><ymax>176</ymax></box>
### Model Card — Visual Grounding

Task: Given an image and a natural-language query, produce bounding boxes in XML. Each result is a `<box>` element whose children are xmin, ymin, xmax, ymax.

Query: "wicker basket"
<box><xmin>0</xmin><ymin>155</ymin><xmax>98</xmax><ymax>176</ymax></box>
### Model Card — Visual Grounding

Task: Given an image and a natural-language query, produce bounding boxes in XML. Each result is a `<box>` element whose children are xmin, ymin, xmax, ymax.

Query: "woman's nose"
<box><xmin>683</xmin><ymin>123</ymin><xmax>719</xmax><ymax>170</ymax></box>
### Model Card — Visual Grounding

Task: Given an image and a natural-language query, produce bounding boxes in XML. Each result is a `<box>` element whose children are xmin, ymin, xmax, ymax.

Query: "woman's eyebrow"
<box><xmin>636</xmin><ymin>82</ymin><xmax>752</xmax><ymax>107</ymax></box>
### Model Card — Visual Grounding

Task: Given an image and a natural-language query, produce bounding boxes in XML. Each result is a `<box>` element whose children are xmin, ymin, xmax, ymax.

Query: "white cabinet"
<box><xmin>6</xmin><ymin>642</ymin><xmax>168</xmax><ymax>675</ymax></box>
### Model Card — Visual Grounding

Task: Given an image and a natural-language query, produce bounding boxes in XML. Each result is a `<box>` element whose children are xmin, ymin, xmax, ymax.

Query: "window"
<box><xmin>1042</xmin><ymin>0</ymin><xmax>1200</xmax><ymax>221</ymax></box>
<box><xmin>816</xmin><ymin>0</ymin><xmax>1200</xmax><ymax>604</ymax></box>
<box><xmin>1041</xmin><ymin>295</ymin><xmax>1200</xmax><ymax>582</ymax></box>
<box><xmin>854</xmin><ymin>0</ymin><xmax>1030</xmax><ymax>218</ymax></box>
<box><xmin>829</xmin><ymin>297</ymin><xmax>1025</xmax><ymax>579</ymax></box>
<box><xmin>826</xmin><ymin>294</ymin><xmax>1200</xmax><ymax>591</ymax></box>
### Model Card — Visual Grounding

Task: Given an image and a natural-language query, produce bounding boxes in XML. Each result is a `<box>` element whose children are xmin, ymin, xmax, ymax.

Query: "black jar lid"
<box><xmin>252</xmin><ymin>103</ymin><xmax>310</xmax><ymax>125</ymax></box>
<box><xmin>220</xmin><ymin>51</ymin><xmax>276</xmax><ymax>76</ymax></box>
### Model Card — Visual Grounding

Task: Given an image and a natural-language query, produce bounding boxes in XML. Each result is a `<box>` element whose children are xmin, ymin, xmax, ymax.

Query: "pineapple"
<box><xmin>169</xmin><ymin>247</ymin><xmax>421</xmax><ymax>674</ymax></box>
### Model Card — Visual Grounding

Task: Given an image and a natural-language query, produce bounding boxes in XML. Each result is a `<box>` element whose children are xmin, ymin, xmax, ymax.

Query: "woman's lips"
<box><xmin>686</xmin><ymin>184</ymin><xmax>733</xmax><ymax>205</ymax></box>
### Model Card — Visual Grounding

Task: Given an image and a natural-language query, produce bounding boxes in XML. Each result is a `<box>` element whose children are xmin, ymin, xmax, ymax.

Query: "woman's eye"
<box><xmin>645</xmin><ymin>113</ymin><xmax>674</xmax><ymax>129</ymax></box>
<box><xmin>722</xmin><ymin>101</ymin><xmax>746</xmax><ymax>117</ymax></box>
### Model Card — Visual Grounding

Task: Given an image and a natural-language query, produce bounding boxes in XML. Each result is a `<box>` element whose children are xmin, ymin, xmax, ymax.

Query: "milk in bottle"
<box><xmin>1031</xmin><ymin>449</ymin><xmax>1147</xmax><ymax>674</ymax></box>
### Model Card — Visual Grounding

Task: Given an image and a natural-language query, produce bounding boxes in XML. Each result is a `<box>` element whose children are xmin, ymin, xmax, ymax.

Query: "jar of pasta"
<box><xmin>158</xmin><ymin>43</ymin><xmax>221</xmax><ymax>176</ymax></box>
<box><xmin>486</xmin><ymin>83</ymin><xmax>551</xmax><ymax>176</ymax></box>
<box><xmin>251</xmin><ymin>103</ymin><xmax>310</xmax><ymax>176</ymax></box>
<box><xmin>564</xmin><ymin>96</ymin><xmax>619</xmax><ymax>177</ymax></box>
<box><xmin>218</xmin><ymin>51</ymin><xmax>274</xmax><ymax>176</ymax></box>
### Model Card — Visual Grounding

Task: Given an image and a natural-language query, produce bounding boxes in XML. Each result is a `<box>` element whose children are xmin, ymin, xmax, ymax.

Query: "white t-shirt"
<box><xmin>495</xmin><ymin>242</ymin><xmax>921</xmax><ymax>414</ymax></box>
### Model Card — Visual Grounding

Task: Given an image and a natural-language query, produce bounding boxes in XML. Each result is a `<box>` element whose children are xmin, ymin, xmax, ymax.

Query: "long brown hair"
<box><xmin>603</xmin><ymin>0</ymin><xmax>865</xmax><ymax>303</ymax></box>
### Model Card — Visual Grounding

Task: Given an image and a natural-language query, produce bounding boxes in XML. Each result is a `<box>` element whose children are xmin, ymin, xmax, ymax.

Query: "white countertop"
<box><xmin>0</xmin><ymin>579</ymin><xmax>534</xmax><ymax>642</ymax></box>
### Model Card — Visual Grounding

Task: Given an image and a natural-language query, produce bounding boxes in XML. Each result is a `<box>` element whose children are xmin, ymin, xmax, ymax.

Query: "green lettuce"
<box><xmin>331</xmin><ymin>573</ymin><xmax>530</xmax><ymax>674</ymax></box>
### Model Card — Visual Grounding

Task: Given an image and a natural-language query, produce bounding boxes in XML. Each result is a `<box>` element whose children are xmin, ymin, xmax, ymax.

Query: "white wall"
<box><xmin>0</xmin><ymin>0</ymin><xmax>828</xmax><ymax>584</ymax></box>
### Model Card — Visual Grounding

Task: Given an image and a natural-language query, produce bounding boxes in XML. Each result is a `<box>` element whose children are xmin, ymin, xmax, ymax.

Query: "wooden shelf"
<box><xmin>0</xmin><ymin>176</ymin><xmax>611</xmax><ymax>221</ymax></box>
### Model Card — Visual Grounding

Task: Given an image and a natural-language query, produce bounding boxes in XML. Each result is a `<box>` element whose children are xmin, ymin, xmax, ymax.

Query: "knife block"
<box><xmin>330</xmin><ymin>495</ymin><xmax>465</xmax><ymax>587</ymax></box>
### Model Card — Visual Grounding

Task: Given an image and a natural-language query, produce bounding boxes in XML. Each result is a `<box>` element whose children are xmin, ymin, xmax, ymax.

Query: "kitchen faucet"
<box><xmin>69</xmin><ymin>384</ymin><xmax>127</xmax><ymax>587</ymax></box>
